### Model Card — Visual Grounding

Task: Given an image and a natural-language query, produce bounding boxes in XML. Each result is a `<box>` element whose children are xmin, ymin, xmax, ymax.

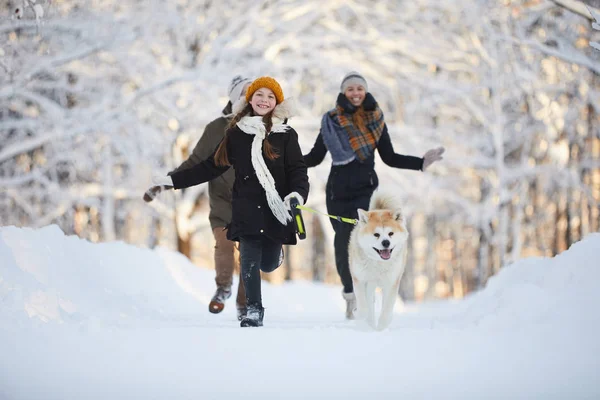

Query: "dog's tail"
<box><xmin>369</xmin><ymin>190</ymin><xmax>402</xmax><ymax>212</ymax></box>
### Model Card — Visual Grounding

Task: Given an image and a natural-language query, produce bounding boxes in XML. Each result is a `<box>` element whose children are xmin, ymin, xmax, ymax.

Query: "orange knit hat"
<box><xmin>245</xmin><ymin>76</ymin><xmax>284</xmax><ymax>104</ymax></box>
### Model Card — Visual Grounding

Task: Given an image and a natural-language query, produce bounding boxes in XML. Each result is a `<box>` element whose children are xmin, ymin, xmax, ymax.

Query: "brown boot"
<box><xmin>209</xmin><ymin>286</ymin><xmax>232</xmax><ymax>314</ymax></box>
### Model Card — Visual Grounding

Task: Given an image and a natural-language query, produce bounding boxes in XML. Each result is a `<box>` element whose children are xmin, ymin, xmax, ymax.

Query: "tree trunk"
<box><xmin>399</xmin><ymin>217</ymin><xmax>415</xmax><ymax>301</ymax></box>
<box><xmin>510</xmin><ymin>182</ymin><xmax>527</xmax><ymax>262</ymax></box>
<box><xmin>533</xmin><ymin>181</ymin><xmax>544</xmax><ymax>255</ymax></box>
<box><xmin>425</xmin><ymin>215</ymin><xmax>438</xmax><ymax>298</ymax></box>
<box><xmin>283</xmin><ymin>245</ymin><xmax>293</xmax><ymax>281</ymax></box>
<box><xmin>478</xmin><ymin>177</ymin><xmax>492</xmax><ymax>288</ymax></box>
<box><xmin>566</xmin><ymin>144</ymin><xmax>576</xmax><ymax>249</ymax></box>
<box><xmin>554</xmin><ymin>191</ymin><xmax>568</xmax><ymax>255</ymax></box>
<box><xmin>177</xmin><ymin>233</ymin><xmax>192</xmax><ymax>259</ymax></box>
<box><xmin>451</xmin><ymin>231</ymin><xmax>464</xmax><ymax>298</ymax></box>
<box><xmin>442</xmin><ymin>228</ymin><xmax>454</xmax><ymax>298</ymax></box>
<box><xmin>101</xmin><ymin>144</ymin><xmax>116</xmax><ymax>242</ymax></box>
<box><xmin>496</xmin><ymin>205</ymin><xmax>509</xmax><ymax>272</ymax></box>
<box><xmin>588</xmin><ymin>91</ymin><xmax>600</xmax><ymax>234</ymax></box>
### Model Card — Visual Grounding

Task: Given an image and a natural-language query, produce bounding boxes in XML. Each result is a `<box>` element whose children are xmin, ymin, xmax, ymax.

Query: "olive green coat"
<box><xmin>169</xmin><ymin>103</ymin><xmax>235</xmax><ymax>229</ymax></box>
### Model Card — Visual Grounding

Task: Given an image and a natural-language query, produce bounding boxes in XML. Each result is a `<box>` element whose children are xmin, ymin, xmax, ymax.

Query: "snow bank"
<box><xmin>1</xmin><ymin>225</ymin><xmax>598</xmax><ymax>400</ymax></box>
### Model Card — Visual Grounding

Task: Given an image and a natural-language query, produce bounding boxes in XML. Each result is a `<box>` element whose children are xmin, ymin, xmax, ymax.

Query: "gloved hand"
<box><xmin>283</xmin><ymin>192</ymin><xmax>304</xmax><ymax>211</ymax></box>
<box><xmin>422</xmin><ymin>147</ymin><xmax>445</xmax><ymax>171</ymax></box>
<box><xmin>143</xmin><ymin>174</ymin><xmax>174</xmax><ymax>203</ymax></box>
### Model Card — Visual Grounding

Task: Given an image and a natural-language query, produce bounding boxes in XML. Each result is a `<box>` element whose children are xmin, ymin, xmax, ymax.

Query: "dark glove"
<box><xmin>143</xmin><ymin>175</ymin><xmax>174</xmax><ymax>202</ymax></box>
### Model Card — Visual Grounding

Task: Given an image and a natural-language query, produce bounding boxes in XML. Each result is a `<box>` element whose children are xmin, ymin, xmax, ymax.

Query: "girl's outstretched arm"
<box><xmin>170</xmin><ymin>142</ymin><xmax>230</xmax><ymax>189</ymax></box>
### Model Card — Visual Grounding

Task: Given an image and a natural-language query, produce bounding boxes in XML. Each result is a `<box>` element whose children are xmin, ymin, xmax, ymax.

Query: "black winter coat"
<box><xmin>170</xmin><ymin>124</ymin><xmax>309</xmax><ymax>245</ymax></box>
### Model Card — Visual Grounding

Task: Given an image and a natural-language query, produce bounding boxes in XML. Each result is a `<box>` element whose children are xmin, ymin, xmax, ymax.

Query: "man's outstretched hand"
<box><xmin>143</xmin><ymin>175</ymin><xmax>174</xmax><ymax>203</ymax></box>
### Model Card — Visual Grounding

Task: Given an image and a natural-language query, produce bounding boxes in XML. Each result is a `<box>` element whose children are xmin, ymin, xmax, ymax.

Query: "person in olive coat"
<box><xmin>146</xmin><ymin>75</ymin><xmax>252</xmax><ymax>320</ymax></box>
<box><xmin>303</xmin><ymin>71</ymin><xmax>444</xmax><ymax>319</ymax></box>
<box><xmin>145</xmin><ymin>76</ymin><xmax>309</xmax><ymax>327</ymax></box>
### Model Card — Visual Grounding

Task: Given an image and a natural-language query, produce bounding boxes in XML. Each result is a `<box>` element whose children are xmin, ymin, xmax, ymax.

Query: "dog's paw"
<box><xmin>377</xmin><ymin>315</ymin><xmax>393</xmax><ymax>331</ymax></box>
<box><xmin>352</xmin><ymin>319</ymin><xmax>374</xmax><ymax>332</ymax></box>
<box><xmin>366</xmin><ymin>318</ymin><xmax>377</xmax><ymax>330</ymax></box>
<box><xmin>354</xmin><ymin>308</ymin><xmax>366</xmax><ymax>321</ymax></box>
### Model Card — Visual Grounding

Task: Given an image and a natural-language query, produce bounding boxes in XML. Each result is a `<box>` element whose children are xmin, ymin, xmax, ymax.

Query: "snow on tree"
<box><xmin>1</xmin><ymin>0</ymin><xmax>598</xmax><ymax>299</ymax></box>
<box><xmin>590</xmin><ymin>5</ymin><xmax>600</xmax><ymax>49</ymax></box>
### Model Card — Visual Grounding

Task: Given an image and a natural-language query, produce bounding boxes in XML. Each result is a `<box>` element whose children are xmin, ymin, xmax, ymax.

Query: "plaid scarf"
<box><xmin>321</xmin><ymin>94</ymin><xmax>385</xmax><ymax>165</ymax></box>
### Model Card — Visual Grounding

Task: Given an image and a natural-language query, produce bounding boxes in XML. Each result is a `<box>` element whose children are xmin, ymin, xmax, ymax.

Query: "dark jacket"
<box><xmin>303</xmin><ymin>94</ymin><xmax>423</xmax><ymax>214</ymax></box>
<box><xmin>170</xmin><ymin>123</ymin><xmax>309</xmax><ymax>245</ymax></box>
<box><xmin>169</xmin><ymin>103</ymin><xmax>235</xmax><ymax>230</ymax></box>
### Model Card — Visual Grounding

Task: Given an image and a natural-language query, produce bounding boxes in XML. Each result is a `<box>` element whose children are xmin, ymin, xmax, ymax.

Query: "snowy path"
<box><xmin>1</xmin><ymin>225</ymin><xmax>599</xmax><ymax>399</ymax></box>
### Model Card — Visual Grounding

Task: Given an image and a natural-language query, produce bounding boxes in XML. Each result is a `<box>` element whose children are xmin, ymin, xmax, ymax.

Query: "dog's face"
<box><xmin>355</xmin><ymin>209</ymin><xmax>408</xmax><ymax>261</ymax></box>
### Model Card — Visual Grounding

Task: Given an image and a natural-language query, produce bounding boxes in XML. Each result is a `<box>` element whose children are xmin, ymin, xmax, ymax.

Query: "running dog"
<box><xmin>349</xmin><ymin>191</ymin><xmax>408</xmax><ymax>330</ymax></box>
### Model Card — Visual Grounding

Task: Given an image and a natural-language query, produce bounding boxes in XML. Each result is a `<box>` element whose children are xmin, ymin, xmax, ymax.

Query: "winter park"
<box><xmin>2</xmin><ymin>0</ymin><xmax>600</xmax><ymax>399</ymax></box>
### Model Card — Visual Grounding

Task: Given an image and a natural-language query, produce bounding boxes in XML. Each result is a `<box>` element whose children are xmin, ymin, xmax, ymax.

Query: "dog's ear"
<box><xmin>357</xmin><ymin>209</ymin><xmax>369</xmax><ymax>224</ymax></box>
<box><xmin>394</xmin><ymin>210</ymin><xmax>403</xmax><ymax>223</ymax></box>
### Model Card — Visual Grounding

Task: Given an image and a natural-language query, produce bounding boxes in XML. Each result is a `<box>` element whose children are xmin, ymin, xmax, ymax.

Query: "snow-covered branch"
<box><xmin>550</xmin><ymin>0</ymin><xmax>597</xmax><ymax>20</ymax></box>
<box><xmin>1</xmin><ymin>0</ymin><xmax>598</xmax><ymax>293</ymax></box>
<box><xmin>591</xmin><ymin>5</ymin><xmax>600</xmax><ymax>50</ymax></box>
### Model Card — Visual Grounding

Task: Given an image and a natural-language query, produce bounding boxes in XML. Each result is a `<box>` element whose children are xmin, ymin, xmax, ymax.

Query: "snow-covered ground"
<box><xmin>1</xmin><ymin>225</ymin><xmax>599</xmax><ymax>399</ymax></box>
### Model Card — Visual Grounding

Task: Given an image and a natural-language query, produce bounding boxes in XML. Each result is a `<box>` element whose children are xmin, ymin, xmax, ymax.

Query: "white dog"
<box><xmin>349</xmin><ymin>191</ymin><xmax>408</xmax><ymax>331</ymax></box>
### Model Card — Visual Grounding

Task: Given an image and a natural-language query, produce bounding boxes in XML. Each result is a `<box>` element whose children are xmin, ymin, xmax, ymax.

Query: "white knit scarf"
<box><xmin>236</xmin><ymin>115</ymin><xmax>292</xmax><ymax>226</ymax></box>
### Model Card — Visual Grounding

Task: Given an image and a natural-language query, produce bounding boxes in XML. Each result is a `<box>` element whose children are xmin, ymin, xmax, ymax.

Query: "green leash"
<box><xmin>295</xmin><ymin>204</ymin><xmax>358</xmax><ymax>226</ymax></box>
<box><xmin>289</xmin><ymin>201</ymin><xmax>358</xmax><ymax>241</ymax></box>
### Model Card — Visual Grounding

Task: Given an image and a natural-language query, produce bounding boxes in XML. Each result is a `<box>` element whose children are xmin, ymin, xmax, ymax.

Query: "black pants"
<box><xmin>326</xmin><ymin>192</ymin><xmax>373</xmax><ymax>294</ymax></box>
<box><xmin>239</xmin><ymin>235</ymin><xmax>282</xmax><ymax>307</ymax></box>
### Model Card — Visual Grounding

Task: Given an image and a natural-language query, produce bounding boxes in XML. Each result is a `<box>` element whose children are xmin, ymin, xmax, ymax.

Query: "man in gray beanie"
<box><xmin>147</xmin><ymin>75</ymin><xmax>251</xmax><ymax>320</ymax></box>
<box><xmin>227</xmin><ymin>75</ymin><xmax>252</xmax><ymax>112</ymax></box>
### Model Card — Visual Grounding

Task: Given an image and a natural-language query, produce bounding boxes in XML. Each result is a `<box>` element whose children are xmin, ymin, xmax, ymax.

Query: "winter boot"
<box><xmin>236</xmin><ymin>303</ymin><xmax>247</xmax><ymax>321</ymax></box>
<box><xmin>342</xmin><ymin>291</ymin><xmax>357</xmax><ymax>320</ymax></box>
<box><xmin>209</xmin><ymin>286</ymin><xmax>232</xmax><ymax>314</ymax></box>
<box><xmin>240</xmin><ymin>304</ymin><xmax>264</xmax><ymax>327</ymax></box>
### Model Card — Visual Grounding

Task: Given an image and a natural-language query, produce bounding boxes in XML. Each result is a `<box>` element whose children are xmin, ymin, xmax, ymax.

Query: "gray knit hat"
<box><xmin>340</xmin><ymin>71</ymin><xmax>368</xmax><ymax>93</ymax></box>
<box><xmin>228</xmin><ymin>75</ymin><xmax>252</xmax><ymax>104</ymax></box>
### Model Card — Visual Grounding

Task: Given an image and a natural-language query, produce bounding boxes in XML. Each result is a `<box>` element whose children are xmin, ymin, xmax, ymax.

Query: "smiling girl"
<box><xmin>145</xmin><ymin>77</ymin><xmax>309</xmax><ymax>327</ymax></box>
